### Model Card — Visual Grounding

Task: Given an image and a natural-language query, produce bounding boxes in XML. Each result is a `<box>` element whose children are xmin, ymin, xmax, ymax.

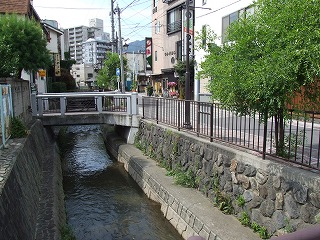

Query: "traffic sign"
<box><xmin>116</xmin><ymin>68</ymin><xmax>120</xmax><ymax>76</ymax></box>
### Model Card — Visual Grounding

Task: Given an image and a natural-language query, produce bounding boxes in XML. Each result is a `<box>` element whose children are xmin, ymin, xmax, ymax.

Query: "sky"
<box><xmin>32</xmin><ymin>0</ymin><xmax>152</xmax><ymax>42</ymax></box>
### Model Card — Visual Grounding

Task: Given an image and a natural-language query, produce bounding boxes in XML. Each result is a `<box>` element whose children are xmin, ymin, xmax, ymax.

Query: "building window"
<box><xmin>222</xmin><ymin>5</ymin><xmax>254</xmax><ymax>43</ymax></box>
<box><xmin>167</xmin><ymin>6</ymin><xmax>182</xmax><ymax>34</ymax></box>
<box><xmin>155</xmin><ymin>21</ymin><xmax>161</xmax><ymax>34</ymax></box>
<box><xmin>176</xmin><ymin>40</ymin><xmax>182</xmax><ymax>61</ymax></box>
<box><xmin>155</xmin><ymin>51</ymin><xmax>158</xmax><ymax>61</ymax></box>
<box><xmin>88</xmin><ymin>73</ymin><xmax>93</xmax><ymax>78</ymax></box>
<box><xmin>153</xmin><ymin>0</ymin><xmax>158</xmax><ymax>7</ymax></box>
<box><xmin>153</xmin><ymin>0</ymin><xmax>158</xmax><ymax>13</ymax></box>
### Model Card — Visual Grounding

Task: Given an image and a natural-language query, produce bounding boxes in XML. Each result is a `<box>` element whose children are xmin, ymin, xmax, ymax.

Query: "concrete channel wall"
<box><xmin>0</xmin><ymin>120</ymin><xmax>65</xmax><ymax>240</ymax></box>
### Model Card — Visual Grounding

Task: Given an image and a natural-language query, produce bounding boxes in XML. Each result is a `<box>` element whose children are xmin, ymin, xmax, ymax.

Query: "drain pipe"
<box><xmin>271</xmin><ymin>224</ymin><xmax>320</xmax><ymax>240</ymax></box>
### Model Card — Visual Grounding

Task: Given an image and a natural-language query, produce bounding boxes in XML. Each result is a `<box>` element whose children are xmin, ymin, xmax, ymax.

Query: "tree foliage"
<box><xmin>197</xmin><ymin>0</ymin><xmax>320</xmax><ymax>155</ymax></box>
<box><xmin>0</xmin><ymin>14</ymin><xmax>51</xmax><ymax>78</ymax></box>
<box><xmin>97</xmin><ymin>52</ymin><xmax>128</xmax><ymax>90</ymax></box>
<box><xmin>174</xmin><ymin>60</ymin><xmax>195</xmax><ymax>99</ymax></box>
<box><xmin>198</xmin><ymin>0</ymin><xmax>320</xmax><ymax>117</ymax></box>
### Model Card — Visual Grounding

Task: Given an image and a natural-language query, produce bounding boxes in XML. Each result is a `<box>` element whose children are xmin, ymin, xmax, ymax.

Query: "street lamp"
<box><xmin>123</xmin><ymin>42</ymin><xmax>129</xmax><ymax>51</ymax></box>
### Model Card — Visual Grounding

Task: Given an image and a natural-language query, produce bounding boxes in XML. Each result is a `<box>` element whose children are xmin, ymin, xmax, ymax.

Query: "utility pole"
<box><xmin>115</xmin><ymin>4</ymin><xmax>125</xmax><ymax>93</ymax></box>
<box><xmin>184</xmin><ymin>0</ymin><xmax>191</xmax><ymax>128</ymax></box>
<box><xmin>110</xmin><ymin>0</ymin><xmax>115</xmax><ymax>53</ymax></box>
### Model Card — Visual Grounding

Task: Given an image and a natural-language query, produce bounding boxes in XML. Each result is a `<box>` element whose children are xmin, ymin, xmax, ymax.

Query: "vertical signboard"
<box><xmin>0</xmin><ymin>85</ymin><xmax>13</xmax><ymax>147</ymax></box>
<box><xmin>182</xmin><ymin>0</ymin><xmax>195</xmax><ymax>60</ymax></box>
<box><xmin>54</xmin><ymin>53</ymin><xmax>61</xmax><ymax>76</ymax></box>
<box><xmin>145</xmin><ymin>37</ymin><xmax>152</xmax><ymax>70</ymax></box>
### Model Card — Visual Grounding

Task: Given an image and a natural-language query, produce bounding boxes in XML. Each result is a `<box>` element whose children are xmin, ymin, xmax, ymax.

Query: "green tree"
<box><xmin>97</xmin><ymin>52</ymin><xmax>128</xmax><ymax>90</ymax></box>
<box><xmin>173</xmin><ymin>60</ymin><xmax>195</xmax><ymax>99</ymax></box>
<box><xmin>0</xmin><ymin>14</ymin><xmax>51</xmax><ymax>78</ymax></box>
<box><xmin>61</xmin><ymin>51</ymin><xmax>76</xmax><ymax>70</ymax></box>
<box><xmin>198</xmin><ymin>0</ymin><xmax>320</xmax><ymax>155</ymax></box>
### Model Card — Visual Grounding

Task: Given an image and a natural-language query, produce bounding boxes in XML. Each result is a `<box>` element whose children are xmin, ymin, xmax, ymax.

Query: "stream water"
<box><xmin>59</xmin><ymin>125</ymin><xmax>183</xmax><ymax>240</ymax></box>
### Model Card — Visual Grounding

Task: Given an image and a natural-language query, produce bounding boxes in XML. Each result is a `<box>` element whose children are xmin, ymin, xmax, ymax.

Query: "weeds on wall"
<box><xmin>212</xmin><ymin>175</ymin><xmax>234</xmax><ymax>215</ymax></box>
<box><xmin>10</xmin><ymin>117</ymin><xmax>27</xmax><ymax>138</ymax></box>
<box><xmin>236</xmin><ymin>194</ymin><xmax>270</xmax><ymax>239</ymax></box>
<box><xmin>166</xmin><ymin>165</ymin><xmax>199</xmax><ymax>188</ymax></box>
<box><xmin>61</xmin><ymin>225</ymin><xmax>76</xmax><ymax>240</ymax></box>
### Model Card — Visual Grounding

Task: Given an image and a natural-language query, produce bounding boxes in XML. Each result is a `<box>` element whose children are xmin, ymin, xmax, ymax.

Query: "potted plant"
<box><xmin>131</xmin><ymin>80</ymin><xmax>137</xmax><ymax>92</ymax></box>
<box><xmin>146</xmin><ymin>85</ymin><xmax>153</xmax><ymax>96</ymax></box>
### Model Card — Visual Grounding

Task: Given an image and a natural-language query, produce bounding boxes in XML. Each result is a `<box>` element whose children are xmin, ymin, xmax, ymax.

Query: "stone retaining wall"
<box><xmin>0</xmin><ymin>120</ymin><xmax>65</xmax><ymax>240</ymax></box>
<box><xmin>103</xmin><ymin>125</ymin><xmax>261</xmax><ymax>240</ymax></box>
<box><xmin>133</xmin><ymin>120</ymin><xmax>320</xmax><ymax>237</ymax></box>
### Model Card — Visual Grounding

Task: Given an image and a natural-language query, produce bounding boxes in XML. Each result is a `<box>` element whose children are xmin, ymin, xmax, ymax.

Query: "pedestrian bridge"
<box><xmin>31</xmin><ymin>91</ymin><xmax>141</xmax><ymax>143</ymax></box>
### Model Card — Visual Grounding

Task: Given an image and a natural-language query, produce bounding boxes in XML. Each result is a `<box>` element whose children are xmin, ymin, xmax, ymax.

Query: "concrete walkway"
<box><xmin>104</xmin><ymin>131</ymin><xmax>261</xmax><ymax>240</ymax></box>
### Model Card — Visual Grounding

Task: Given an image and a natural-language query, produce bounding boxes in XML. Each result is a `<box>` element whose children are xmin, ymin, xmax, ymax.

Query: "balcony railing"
<box><xmin>167</xmin><ymin>20</ymin><xmax>182</xmax><ymax>34</ymax></box>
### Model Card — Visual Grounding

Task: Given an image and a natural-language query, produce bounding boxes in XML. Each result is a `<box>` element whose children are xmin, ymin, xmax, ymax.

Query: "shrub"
<box><xmin>10</xmin><ymin>117</ymin><xmax>27</xmax><ymax>138</ymax></box>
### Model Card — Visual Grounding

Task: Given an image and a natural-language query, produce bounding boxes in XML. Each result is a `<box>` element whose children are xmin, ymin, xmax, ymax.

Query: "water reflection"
<box><xmin>60</xmin><ymin>125</ymin><xmax>182</xmax><ymax>240</ymax></box>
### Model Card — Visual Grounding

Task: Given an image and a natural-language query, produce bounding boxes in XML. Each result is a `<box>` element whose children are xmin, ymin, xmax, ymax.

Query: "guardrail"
<box><xmin>142</xmin><ymin>97</ymin><xmax>320</xmax><ymax>171</ymax></box>
<box><xmin>31</xmin><ymin>92</ymin><xmax>139</xmax><ymax>116</ymax></box>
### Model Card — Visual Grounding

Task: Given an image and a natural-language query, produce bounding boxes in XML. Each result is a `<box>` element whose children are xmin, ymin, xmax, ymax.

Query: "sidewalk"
<box><xmin>104</xmin><ymin>131</ymin><xmax>261</xmax><ymax>240</ymax></box>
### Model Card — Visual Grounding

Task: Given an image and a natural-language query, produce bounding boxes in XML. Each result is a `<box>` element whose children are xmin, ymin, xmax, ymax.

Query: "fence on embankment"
<box><xmin>142</xmin><ymin>97</ymin><xmax>320</xmax><ymax>171</ymax></box>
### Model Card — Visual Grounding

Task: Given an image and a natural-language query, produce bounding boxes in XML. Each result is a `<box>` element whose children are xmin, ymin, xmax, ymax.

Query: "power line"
<box><xmin>34</xmin><ymin>6</ymin><xmax>108</xmax><ymax>10</ymax></box>
<box><xmin>197</xmin><ymin>0</ymin><xmax>243</xmax><ymax>19</ymax></box>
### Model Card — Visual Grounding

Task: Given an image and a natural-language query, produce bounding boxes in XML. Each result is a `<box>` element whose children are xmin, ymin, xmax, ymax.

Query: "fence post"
<box><xmin>210</xmin><ymin>104</ymin><xmax>213</xmax><ymax>142</ymax></box>
<box><xmin>127</xmin><ymin>95</ymin><xmax>132</xmax><ymax>114</ymax></box>
<box><xmin>96</xmin><ymin>96</ymin><xmax>102</xmax><ymax>113</ymax></box>
<box><xmin>262</xmin><ymin>112</ymin><xmax>268</xmax><ymax>159</ymax></box>
<box><xmin>131</xmin><ymin>92</ymin><xmax>138</xmax><ymax>115</ymax></box>
<box><xmin>142</xmin><ymin>97</ymin><xmax>145</xmax><ymax>118</ymax></box>
<box><xmin>156</xmin><ymin>98</ymin><xmax>159</xmax><ymax>124</ymax></box>
<box><xmin>197</xmin><ymin>101</ymin><xmax>200</xmax><ymax>136</ymax></box>
<box><xmin>178</xmin><ymin>100</ymin><xmax>181</xmax><ymax>131</ymax></box>
<box><xmin>60</xmin><ymin>97</ymin><xmax>66</xmax><ymax>115</ymax></box>
<box><xmin>38</xmin><ymin>96</ymin><xmax>44</xmax><ymax>116</ymax></box>
<box><xmin>31</xmin><ymin>93</ymin><xmax>38</xmax><ymax>116</ymax></box>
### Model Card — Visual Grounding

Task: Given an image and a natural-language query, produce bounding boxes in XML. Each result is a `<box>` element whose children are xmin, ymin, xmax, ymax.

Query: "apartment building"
<box><xmin>194</xmin><ymin>0</ymin><xmax>253</xmax><ymax>99</ymax></box>
<box><xmin>64</xmin><ymin>18</ymin><xmax>110</xmax><ymax>64</ymax></box>
<box><xmin>151</xmin><ymin>0</ymin><xmax>194</xmax><ymax>94</ymax></box>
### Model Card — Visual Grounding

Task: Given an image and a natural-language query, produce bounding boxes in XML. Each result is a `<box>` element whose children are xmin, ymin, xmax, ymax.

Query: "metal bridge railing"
<box><xmin>31</xmin><ymin>92</ymin><xmax>138</xmax><ymax>116</ymax></box>
<box><xmin>142</xmin><ymin>96</ymin><xmax>320</xmax><ymax>171</ymax></box>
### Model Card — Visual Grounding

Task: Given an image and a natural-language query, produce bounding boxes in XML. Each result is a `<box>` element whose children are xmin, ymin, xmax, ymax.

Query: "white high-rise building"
<box><xmin>89</xmin><ymin>18</ymin><xmax>103</xmax><ymax>31</ymax></box>
<box><xmin>64</xmin><ymin>18</ymin><xmax>110</xmax><ymax>64</ymax></box>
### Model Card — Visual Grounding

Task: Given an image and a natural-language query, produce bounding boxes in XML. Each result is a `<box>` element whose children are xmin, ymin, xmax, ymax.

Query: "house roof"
<box><xmin>1</xmin><ymin>0</ymin><xmax>41</xmax><ymax>21</ymax></box>
<box><xmin>42</xmin><ymin>23</ymin><xmax>64</xmax><ymax>36</ymax></box>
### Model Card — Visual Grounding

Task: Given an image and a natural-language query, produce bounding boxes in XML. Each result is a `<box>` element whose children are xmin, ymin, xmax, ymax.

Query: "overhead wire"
<box><xmin>197</xmin><ymin>0</ymin><xmax>243</xmax><ymax>19</ymax></box>
<box><xmin>34</xmin><ymin>0</ymin><xmax>247</xmax><ymax>41</ymax></box>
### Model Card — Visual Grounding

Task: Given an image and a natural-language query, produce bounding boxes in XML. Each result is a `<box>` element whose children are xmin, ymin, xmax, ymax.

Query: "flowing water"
<box><xmin>59</xmin><ymin>125</ymin><xmax>183</xmax><ymax>240</ymax></box>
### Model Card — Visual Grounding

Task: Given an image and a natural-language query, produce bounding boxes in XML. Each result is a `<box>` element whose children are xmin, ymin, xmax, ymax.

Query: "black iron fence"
<box><xmin>142</xmin><ymin>97</ymin><xmax>320</xmax><ymax>171</ymax></box>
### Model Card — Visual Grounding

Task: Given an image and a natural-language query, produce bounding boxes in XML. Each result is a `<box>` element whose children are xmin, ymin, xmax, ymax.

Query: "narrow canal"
<box><xmin>59</xmin><ymin>125</ymin><xmax>183</xmax><ymax>240</ymax></box>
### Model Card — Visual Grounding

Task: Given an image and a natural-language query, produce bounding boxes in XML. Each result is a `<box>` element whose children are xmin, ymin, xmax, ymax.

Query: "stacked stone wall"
<box><xmin>135</xmin><ymin>120</ymin><xmax>320</xmax><ymax>237</ymax></box>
